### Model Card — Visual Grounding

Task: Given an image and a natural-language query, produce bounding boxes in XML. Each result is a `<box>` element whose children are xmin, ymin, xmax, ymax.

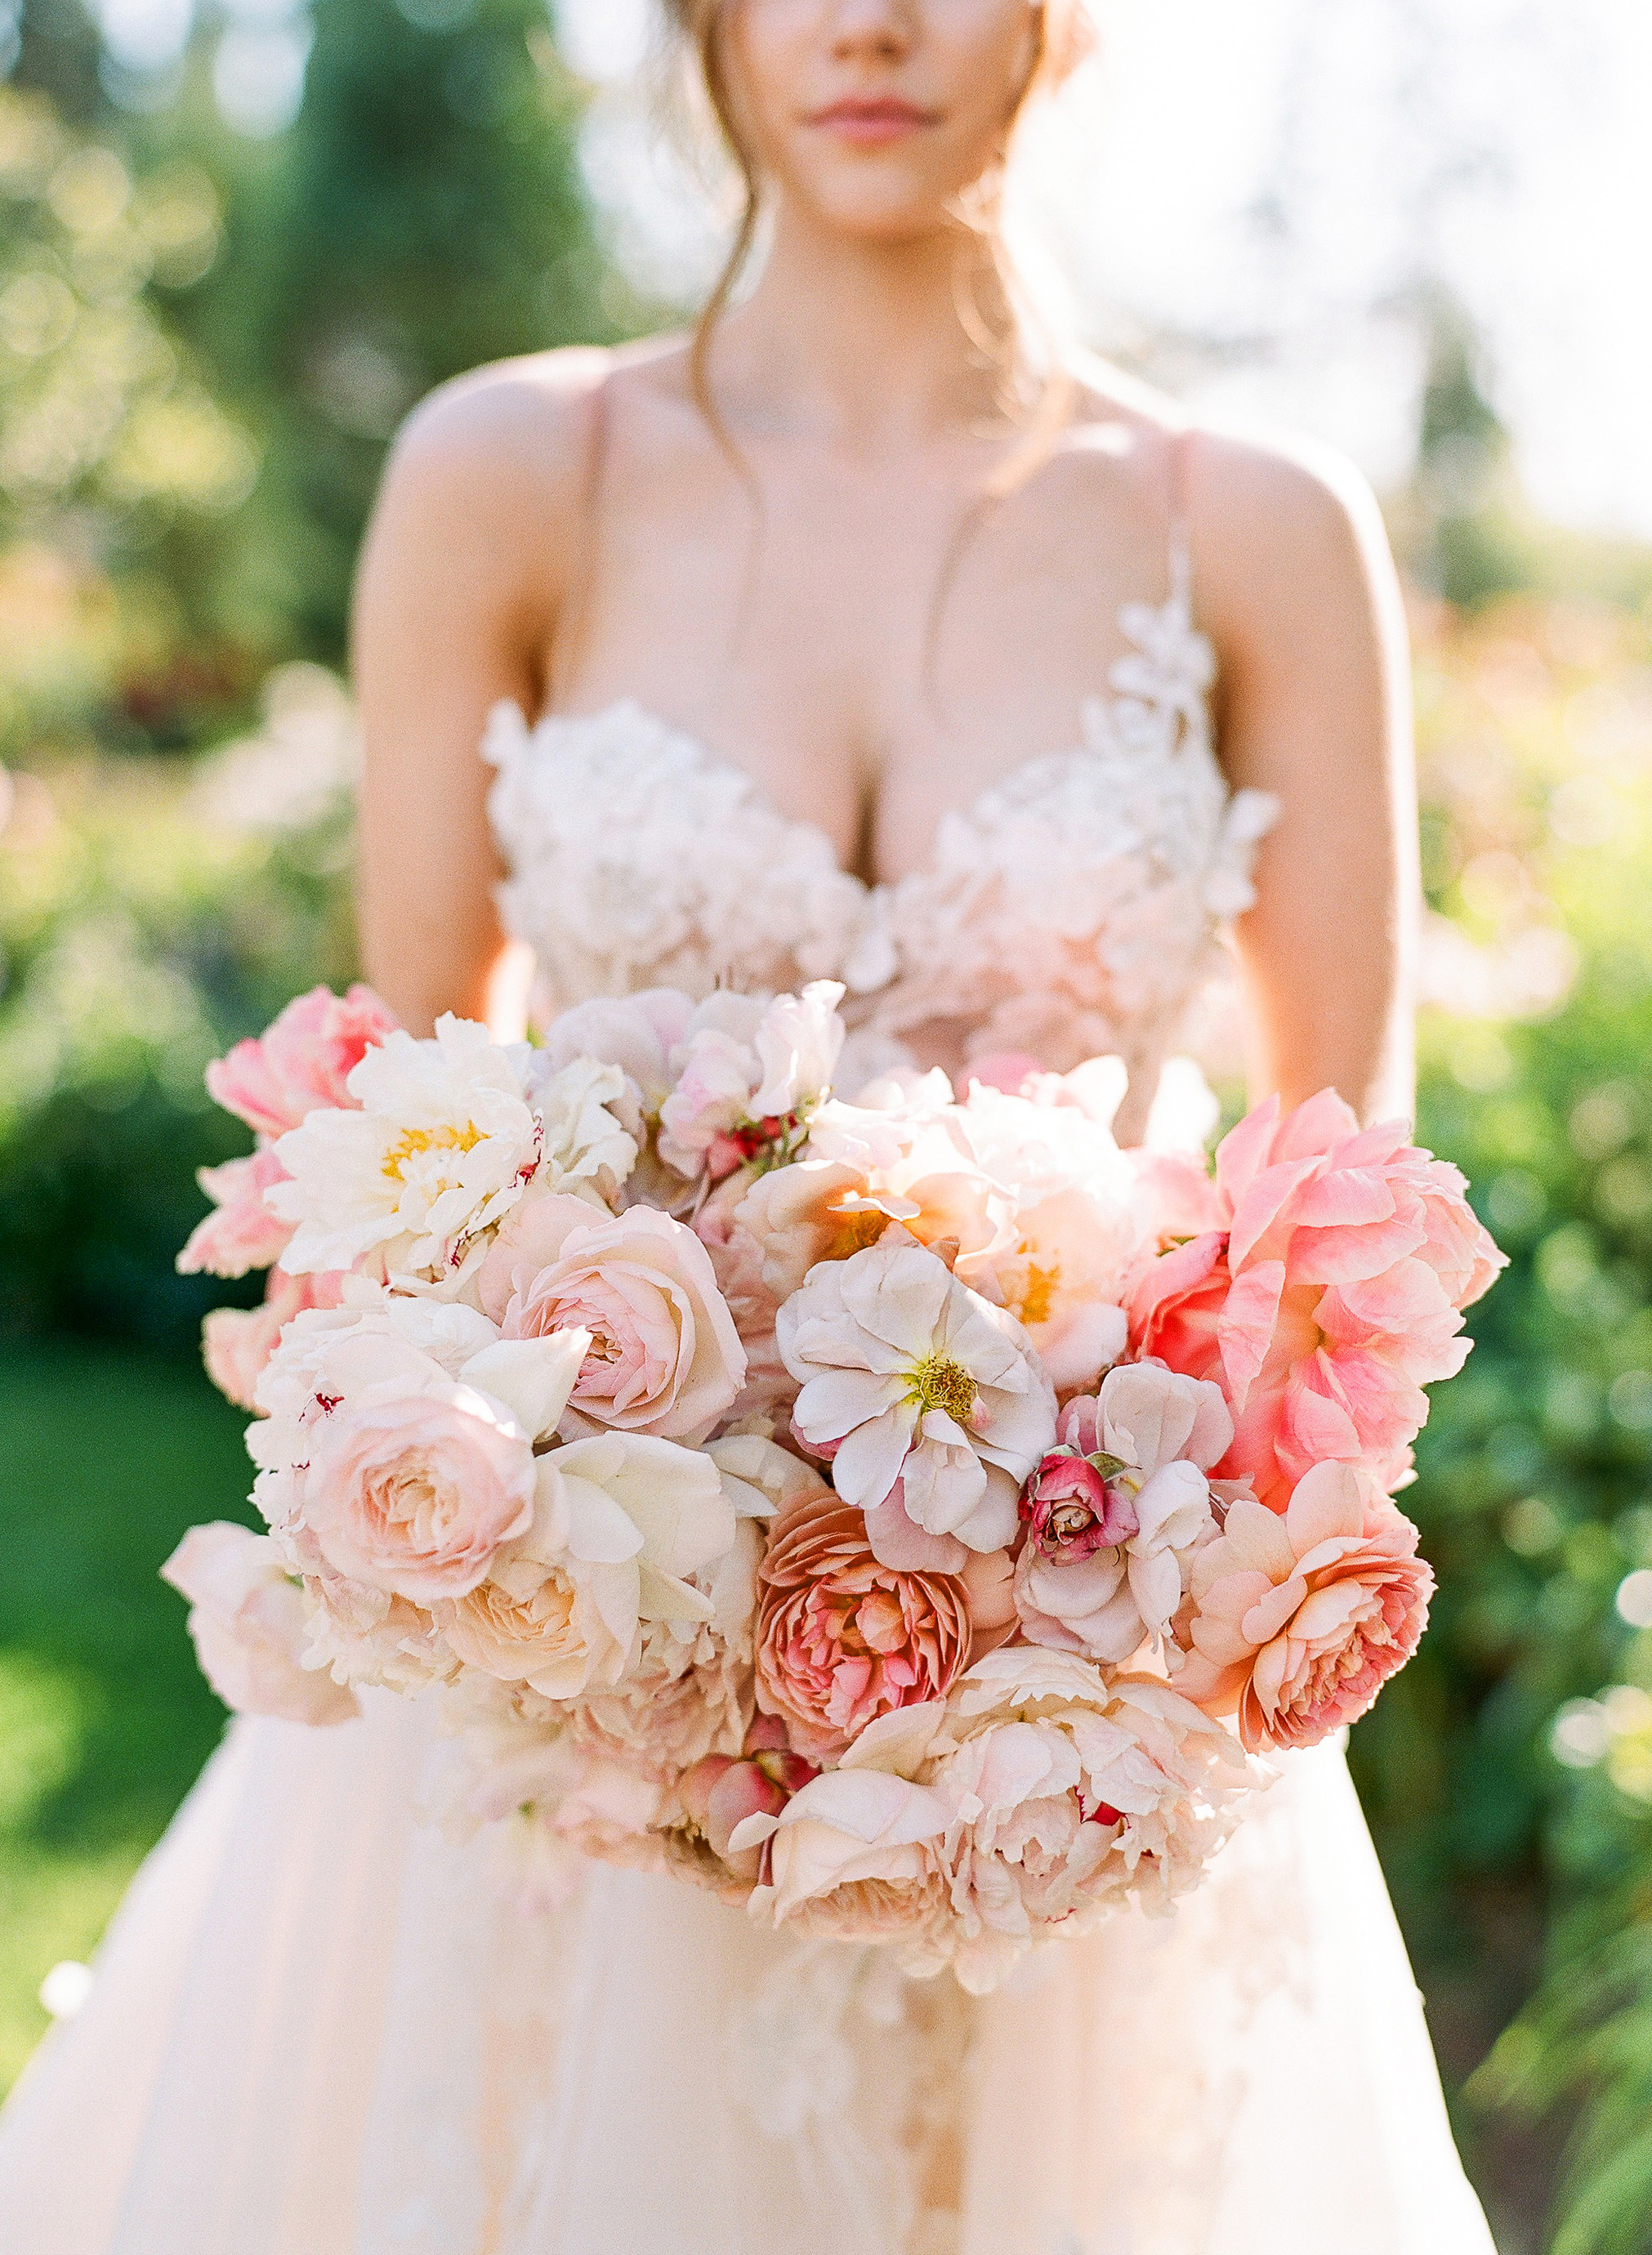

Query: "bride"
<box><xmin>0</xmin><ymin>4</ymin><xmax>1499</xmax><ymax>2251</ymax></box>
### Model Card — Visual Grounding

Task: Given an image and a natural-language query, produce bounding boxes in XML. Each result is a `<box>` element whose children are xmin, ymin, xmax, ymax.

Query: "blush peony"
<box><xmin>206</xmin><ymin>983</ymin><xmax>399</xmax><ymax>1138</ymax></box>
<box><xmin>755</xmin><ymin>1488</ymin><xmax>971</xmax><ymax>1762</ymax></box>
<box><xmin>162</xmin><ymin>1521</ymin><xmax>359</xmax><ymax>1726</ymax></box>
<box><xmin>176</xmin><ymin>1145</ymin><xmax>295</xmax><ymax>1280</ymax></box>
<box><xmin>1175</xmin><ymin>1459</ymin><xmax>1435</xmax><ymax>1751</ymax></box>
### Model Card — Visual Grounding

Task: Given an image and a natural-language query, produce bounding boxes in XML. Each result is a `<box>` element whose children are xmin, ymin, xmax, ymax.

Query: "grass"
<box><xmin>0</xmin><ymin>1340</ymin><xmax>255</xmax><ymax>2091</ymax></box>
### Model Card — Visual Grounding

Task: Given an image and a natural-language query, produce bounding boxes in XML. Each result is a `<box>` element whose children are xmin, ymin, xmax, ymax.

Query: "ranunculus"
<box><xmin>270</xmin><ymin>1017</ymin><xmax>633</xmax><ymax>1288</ymax></box>
<box><xmin>926</xmin><ymin>1648</ymin><xmax>1251</xmax><ymax>1991</ymax></box>
<box><xmin>202</xmin><ymin>1266</ymin><xmax>346</xmax><ymax>1411</ymax></box>
<box><xmin>1129</xmin><ymin>1092</ymin><xmax>1507</xmax><ymax>1507</ymax></box>
<box><xmin>659</xmin><ymin>982</ymin><xmax>846</xmax><ymax>1179</ymax></box>
<box><xmin>478</xmin><ymin>1194</ymin><xmax>746</xmax><ymax>1442</ymax></box>
<box><xmin>755</xmin><ymin>1488</ymin><xmax>971</xmax><ymax>1761</ymax></box>
<box><xmin>1012</xmin><ymin>1362</ymin><xmax>1226</xmax><ymax>1664</ymax></box>
<box><xmin>779</xmin><ymin>1237</ymin><xmax>1056</xmax><ymax>1563</ymax></box>
<box><xmin>176</xmin><ymin>1145</ymin><xmax>294</xmax><ymax>1279</ymax></box>
<box><xmin>161</xmin><ymin>1521</ymin><xmax>358</xmax><ymax>1726</ymax></box>
<box><xmin>1175</xmin><ymin>1459</ymin><xmax>1435</xmax><ymax>1752</ymax></box>
<box><xmin>299</xmin><ymin>1381</ymin><xmax>538</xmax><ymax>1601</ymax></box>
<box><xmin>205</xmin><ymin>983</ymin><xmax>399</xmax><ymax>1137</ymax></box>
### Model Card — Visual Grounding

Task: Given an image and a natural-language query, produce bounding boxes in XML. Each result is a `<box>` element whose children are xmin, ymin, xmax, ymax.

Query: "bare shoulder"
<box><xmin>1178</xmin><ymin>424</ymin><xmax>1401</xmax><ymax>660</ymax></box>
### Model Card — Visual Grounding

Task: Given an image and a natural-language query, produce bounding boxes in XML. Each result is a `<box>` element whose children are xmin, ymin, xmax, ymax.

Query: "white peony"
<box><xmin>659</xmin><ymin>982</ymin><xmax>846</xmax><ymax>1177</ymax></box>
<box><xmin>268</xmin><ymin>1016</ymin><xmax>633</xmax><ymax>1289</ymax></box>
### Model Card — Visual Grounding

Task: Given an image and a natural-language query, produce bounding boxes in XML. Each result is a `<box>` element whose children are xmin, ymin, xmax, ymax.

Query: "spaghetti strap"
<box><xmin>1167</xmin><ymin>422</ymin><xmax>1196</xmax><ymax>607</ymax></box>
<box><xmin>545</xmin><ymin>363</ymin><xmax>614</xmax><ymax>712</ymax></box>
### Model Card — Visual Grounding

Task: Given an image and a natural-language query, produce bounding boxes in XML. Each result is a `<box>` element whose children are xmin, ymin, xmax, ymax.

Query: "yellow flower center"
<box><xmin>1016</xmin><ymin>1255</ymin><xmax>1060</xmax><ymax>1328</ymax></box>
<box><xmin>381</xmin><ymin>1121</ymin><xmax>484</xmax><ymax>1183</ymax></box>
<box><xmin>908</xmin><ymin>1352</ymin><xmax>979</xmax><ymax>1427</ymax></box>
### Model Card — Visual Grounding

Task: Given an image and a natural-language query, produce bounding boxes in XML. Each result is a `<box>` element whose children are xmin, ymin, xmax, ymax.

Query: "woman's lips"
<box><xmin>805</xmin><ymin>98</ymin><xmax>940</xmax><ymax>148</ymax></box>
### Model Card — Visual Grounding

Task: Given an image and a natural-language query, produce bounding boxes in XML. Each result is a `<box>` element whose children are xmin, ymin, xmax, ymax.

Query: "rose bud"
<box><xmin>1020</xmin><ymin>1448</ymin><xmax>1140</xmax><ymax>1561</ymax></box>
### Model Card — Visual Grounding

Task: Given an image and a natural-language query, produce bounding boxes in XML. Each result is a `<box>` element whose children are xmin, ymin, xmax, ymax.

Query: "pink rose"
<box><xmin>201</xmin><ymin>1266</ymin><xmax>346</xmax><ymax>1411</ymax></box>
<box><xmin>299</xmin><ymin>1382</ymin><xmax>538</xmax><ymax>1602</ymax></box>
<box><xmin>1020</xmin><ymin>1450</ymin><xmax>1140</xmax><ymax>1561</ymax></box>
<box><xmin>161</xmin><ymin>1521</ymin><xmax>358</xmax><ymax>1726</ymax></box>
<box><xmin>177</xmin><ymin>1145</ymin><xmax>295</xmax><ymax>1280</ymax></box>
<box><xmin>1129</xmin><ymin>1092</ymin><xmax>1507</xmax><ymax>1507</ymax></box>
<box><xmin>477</xmin><ymin>1194</ymin><xmax>746</xmax><ymax>1443</ymax></box>
<box><xmin>756</xmin><ymin>1489</ymin><xmax>971</xmax><ymax>1762</ymax></box>
<box><xmin>1175</xmin><ymin>1461</ymin><xmax>1435</xmax><ymax>1752</ymax></box>
<box><xmin>206</xmin><ymin>984</ymin><xmax>399</xmax><ymax>1137</ymax></box>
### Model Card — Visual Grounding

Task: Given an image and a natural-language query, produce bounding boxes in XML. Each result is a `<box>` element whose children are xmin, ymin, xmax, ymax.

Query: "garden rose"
<box><xmin>1013</xmin><ymin>1363</ymin><xmax>1226</xmax><ymax>1664</ymax></box>
<box><xmin>479</xmin><ymin>1194</ymin><xmax>746</xmax><ymax>1442</ymax></box>
<box><xmin>298</xmin><ymin>1382</ymin><xmax>539</xmax><ymax>1602</ymax></box>
<box><xmin>177</xmin><ymin>1145</ymin><xmax>294</xmax><ymax>1280</ymax></box>
<box><xmin>1175</xmin><ymin>1459</ymin><xmax>1435</xmax><ymax>1752</ymax></box>
<box><xmin>206</xmin><ymin>982</ymin><xmax>399</xmax><ymax>1138</ymax></box>
<box><xmin>779</xmin><ymin>1237</ymin><xmax>1056</xmax><ymax>1562</ymax></box>
<box><xmin>162</xmin><ymin>1521</ymin><xmax>359</xmax><ymax>1726</ymax></box>
<box><xmin>755</xmin><ymin>1488</ymin><xmax>971</xmax><ymax>1761</ymax></box>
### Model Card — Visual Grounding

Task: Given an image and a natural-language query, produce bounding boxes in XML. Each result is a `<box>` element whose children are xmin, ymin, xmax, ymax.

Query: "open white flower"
<box><xmin>778</xmin><ymin>1238</ymin><xmax>1056</xmax><ymax>1557</ymax></box>
<box><xmin>269</xmin><ymin>1016</ymin><xmax>633</xmax><ymax>1288</ymax></box>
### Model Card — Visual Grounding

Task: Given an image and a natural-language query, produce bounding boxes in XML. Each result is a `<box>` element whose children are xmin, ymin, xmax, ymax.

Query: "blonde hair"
<box><xmin>661</xmin><ymin>0</ymin><xmax>1095</xmax><ymax>470</ymax></box>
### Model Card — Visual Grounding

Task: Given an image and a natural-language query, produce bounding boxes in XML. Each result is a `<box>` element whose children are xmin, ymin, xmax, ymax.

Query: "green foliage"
<box><xmin>0</xmin><ymin>1342</ymin><xmax>259</xmax><ymax>2088</ymax></box>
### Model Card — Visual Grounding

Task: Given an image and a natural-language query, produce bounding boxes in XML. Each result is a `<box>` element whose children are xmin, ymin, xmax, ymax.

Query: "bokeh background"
<box><xmin>1</xmin><ymin>4</ymin><xmax>1650</xmax><ymax>2248</ymax></box>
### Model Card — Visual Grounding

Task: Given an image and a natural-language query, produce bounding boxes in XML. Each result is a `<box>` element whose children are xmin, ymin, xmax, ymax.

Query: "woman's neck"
<box><xmin>711</xmin><ymin>198</ymin><xmax>1017</xmax><ymax>456</ymax></box>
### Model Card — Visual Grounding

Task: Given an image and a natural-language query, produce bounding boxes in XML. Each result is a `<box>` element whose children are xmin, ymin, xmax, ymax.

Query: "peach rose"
<box><xmin>1175</xmin><ymin>1460</ymin><xmax>1435</xmax><ymax>1751</ymax></box>
<box><xmin>206</xmin><ymin>983</ymin><xmax>398</xmax><ymax>1136</ymax></box>
<box><xmin>755</xmin><ymin>1489</ymin><xmax>971</xmax><ymax>1762</ymax></box>
<box><xmin>162</xmin><ymin>1521</ymin><xmax>358</xmax><ymax>1726</ymax></box>
<box><xmin>479</xmin><ymin>1194</ymin><xmax>746</xmax><ymax>1443</ymax></box>
<box><xmin>300</xmin><ymin>1381</ymin><xmax>538</xmax><ymax>1602</ymax></box>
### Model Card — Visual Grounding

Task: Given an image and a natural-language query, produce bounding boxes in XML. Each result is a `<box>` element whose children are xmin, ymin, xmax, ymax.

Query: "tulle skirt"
<box><xmin>0</xmin><ymin>1690</ymin><xmax>1498</xmax><ymax>2255</ymax></box>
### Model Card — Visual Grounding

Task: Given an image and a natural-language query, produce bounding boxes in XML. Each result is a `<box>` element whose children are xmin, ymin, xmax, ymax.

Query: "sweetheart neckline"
<box><xmin>497</xmin><ymin>580</ymin><xmax>1226</xmax><ymax>901</ymax></box>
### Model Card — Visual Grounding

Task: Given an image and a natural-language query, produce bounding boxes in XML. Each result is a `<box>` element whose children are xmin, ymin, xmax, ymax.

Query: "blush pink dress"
<box><xmin>0</xmin><ymin>536</ymin><xmax>1499</xmax><ymax>2255</ymax></box>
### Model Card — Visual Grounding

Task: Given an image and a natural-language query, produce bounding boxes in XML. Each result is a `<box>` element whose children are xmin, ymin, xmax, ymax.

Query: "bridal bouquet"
<box><xmin>167</xmin><ymin>979</ymin><xmax>1503</xmax><ymax>1991</ymax></box>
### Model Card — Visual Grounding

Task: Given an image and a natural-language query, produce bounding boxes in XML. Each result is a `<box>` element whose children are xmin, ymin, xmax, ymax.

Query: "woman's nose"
<box><xmin>824</xmin><ymin>0</ymin><xmax>916</xmax><ymax>63</ymax></box>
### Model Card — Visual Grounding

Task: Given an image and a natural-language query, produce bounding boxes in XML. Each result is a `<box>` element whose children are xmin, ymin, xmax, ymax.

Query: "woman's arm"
<box><xmin>350</xmin><ymin>350</ymin><xmax>607</xmax><ymax>1036</ymax></box>
<box><xmin>1194</xmin><ymin>431</ymin><xmax>1421</xmax><ymax>1123</ymax></box>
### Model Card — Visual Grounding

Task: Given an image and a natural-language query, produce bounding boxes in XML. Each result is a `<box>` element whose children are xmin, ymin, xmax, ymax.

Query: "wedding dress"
<box><xmin>0</xmin><ymin>534</ymin><xmax>1499</xmax><ymax>2255</ymax></box>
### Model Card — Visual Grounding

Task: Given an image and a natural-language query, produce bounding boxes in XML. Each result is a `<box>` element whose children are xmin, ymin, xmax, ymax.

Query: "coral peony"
<box><xmin>1175</xmin><ymin>1459</ymin><xmax>1435</xmax><ymax>1751</ymax></box>
<box><xmin>779</xmin><ymin>1238</ymin><xmax>1056</xmax><ymax>1562</ymax></box>
<box><xmin>479</xmin><ymin>1194</ymin><xmax>746</xmax><ymax>1442</ymax></box>
<box><xmin>1130</xmin><ymin>1091</ymin><xmax>1507</xmax><ymax>1507</ymax></box>
<box><xmin>755</xmin><ymin>1489</ymin><xmax>971</xmax><ymax>1761</ymax></box>
<box><xmin>206</xmin><ymin>983</ymin><xmax>399</xmax><ymax>1138</ymax></box>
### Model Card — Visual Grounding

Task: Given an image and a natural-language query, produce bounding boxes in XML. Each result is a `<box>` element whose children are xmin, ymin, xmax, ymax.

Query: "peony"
<box><xmin>270</xmin><ymin>1016</ymin><xmax>633</xmax><ymax>1288</ymax></box>
<box><xmin>1175</xmin><ymin>1459</ymin><xmax>1435</xmax><ymax>1752</ymax></box>
<box><xmin>779</xmin><ymin>1237</ymin><xmax>1056</xmax><ymax>1564</ymax></box>
<box><xmin>205</xmin><ymin>983</ymin><xmax>399</xmax><ymax>1138</ymax></box>
<box><xmin>202</xmin><ymin>1266</ymin><xmax>346</xmax><ymax>1412</ymax></box>
<box><xmin>755</xmin><ymin>1487</ymin><xmax>971</xmax><ymax>1762</ymax></box>
<box><xmin>538</xmin><ymin>989</ymin><xmax>697</xmax><ymax>1137</ymax></box>
<box><xmin>478</xmin><ymin>1194</ymin><xmax>746</xmax><ymax>1442</ymax></box>
<box><xmin>1130</xmin><ymin>1091</ymin><xmax>1507</xmax><ymax>1507</ymax></box>
<box><xmin>659</xmin><ymin>982</ymin><xmax>846</xmax><ymax>1179</ymax></box>
<box><xmin>176</xmin><ymin>1145</ymin><xmax>294</xmax><ymax>1280</ymax></box>
<box><xmin>1013</xmin><ymin>1364</ymin><xmax>1228</xmax><ymax>1664</ymax></box>
<box><xmin>162</xmin><ymin>1521</ymin><xmax>359</xmax><ymax>1726</ymax></box>
<box><xmin>926</xmin><ymin>1648</ymin><xmax>1251</xmax><ymax>1990</ymax></box>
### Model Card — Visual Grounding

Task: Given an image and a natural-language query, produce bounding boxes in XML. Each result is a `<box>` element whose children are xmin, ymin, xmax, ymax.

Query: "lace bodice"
<box><xmin>484</xmin><ymin>550</ymin><xmax>1278</xmax><ymax>1133</ymax></box>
